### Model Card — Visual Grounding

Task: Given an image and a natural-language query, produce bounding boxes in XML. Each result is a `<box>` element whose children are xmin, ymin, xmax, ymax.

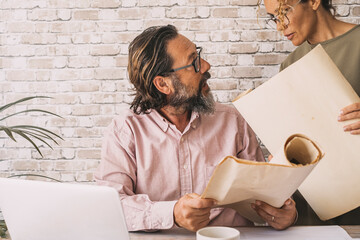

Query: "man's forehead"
<box><xmin>167</xmin><ymin>34</ymin><xmax>196</xmax><ymax>57</ymax></box>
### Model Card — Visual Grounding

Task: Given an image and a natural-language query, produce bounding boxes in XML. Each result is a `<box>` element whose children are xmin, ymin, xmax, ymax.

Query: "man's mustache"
<box><xmin>201</xmin><ymin>72</ymin><xmax>211</xmax><ymax>82</ymax></box>
<box><xmin>199</xmin><ymin>72</ymin><xmax>211</xmax><ymax>88</ymax></box>
<box><xmin>197</xmin><ymin>71</ymin><xmax>211</xmax><ymax>95</ymax></box>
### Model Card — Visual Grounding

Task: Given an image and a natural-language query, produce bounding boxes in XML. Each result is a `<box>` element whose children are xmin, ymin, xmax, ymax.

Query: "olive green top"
<box><xmin>281</xmin><ymin>25</ymin><xmax>360</xmax><ymax>225</ymax></box>
<box><xmin>280</xmin><ymin>24</ymin><xmax>360</xmax><ymax>96</ymax></box>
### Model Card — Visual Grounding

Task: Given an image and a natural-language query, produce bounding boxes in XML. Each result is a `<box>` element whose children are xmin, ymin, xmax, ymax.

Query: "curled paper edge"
<box><xmin>270</xmin><ymin>134</ymin><xmax>324</xmax><ymax>167</ymax></box>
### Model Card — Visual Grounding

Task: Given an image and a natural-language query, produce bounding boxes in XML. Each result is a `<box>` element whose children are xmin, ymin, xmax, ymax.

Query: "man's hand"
<box><xmin>338</xmin><ymin>102</ymin><xmax>360</xmax><ymax>135</ymax></box>
<box><xmin>174</xmin><ymin>193</ymin><xmax>216</xmax><ymax>232</ymax></box>
<box><xmin>251</xmin><ymin>198</ymin><xmax>297</xmax><ymax>230</ymax></box>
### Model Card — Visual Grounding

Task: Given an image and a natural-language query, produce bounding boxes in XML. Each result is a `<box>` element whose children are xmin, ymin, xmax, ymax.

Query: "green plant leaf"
<box><xmin>0</xmin><ymin>109</ymin><xmax>63</xmax><ymax>122</ymax></box>
<box><xmin>11</xmin><ymin>125</ymin><xmax>63</xmax><ymax>141</ymax></box>
<box><xmin>0</xmin><ymin>220</ymin><xmax>7</xmax><ymax>238</ymax></box>
<box><xmin>11</xmin><ymin>127</ymin><xmax>54</xmax><ymax>140</ymax></box>
<box><xmin>0</xmin><ymin>96</ymin><xmax>63</xmax><ymax>158</ymax></box>
<box><xmin>10</xmin><ymin>126</ymin><xmax>60</xmax><ymax>142</ymax></box>
<box><xmin>14</xmin><ymin>129</ymin><xmax>55</xmax><ymax>149</ymax></box>
<box><xmin>7</xmin><ymin>174</ymin><xmax>62</xmax><ymax>182</ymax></box>
<box><xmin>22</xmin><ymin>130</ymin><xmax>58</xmax><ymax>148</ymax></box>
<box><xmin>10</xmin><ymin>129</ymin><xmax>44</xmax><ymax>157</ymax></box>
<box><xmin>0</xmin><ymin>96</ymin><xmax>51</xmax><ymax>113</ymax></box>
<box><xmin>0</xmin><ymin>126</ymin><xmax>17</xmax><ymax>142</ymax></box>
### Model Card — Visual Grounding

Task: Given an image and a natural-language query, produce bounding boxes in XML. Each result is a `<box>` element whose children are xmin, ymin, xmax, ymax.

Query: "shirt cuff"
<box><xmin>150</xmin><ymin>200</ymin><xmax>177</xmax><ymax>229</ymax></box>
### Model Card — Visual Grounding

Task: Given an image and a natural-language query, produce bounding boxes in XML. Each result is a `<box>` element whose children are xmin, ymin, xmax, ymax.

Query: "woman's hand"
<box><xmin>338</xmin><ymin>103</ymin><xmax>360</xmax><ymax>135</ymax></box>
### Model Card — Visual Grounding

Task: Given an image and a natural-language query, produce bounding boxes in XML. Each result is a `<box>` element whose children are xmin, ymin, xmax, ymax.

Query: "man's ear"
<box><xmin>310</xmin><ymin>0</ymin><xmax>321</xmax><ymax>11</ymax></box>
<box><xmin>153</xmin><ymin>76</ymin><xmax>172</xmax><ymax>95</ymax></box>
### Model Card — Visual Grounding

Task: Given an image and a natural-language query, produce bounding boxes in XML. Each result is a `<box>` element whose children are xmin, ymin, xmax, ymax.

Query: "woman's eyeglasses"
<box><xmin>265</xmin><ymin>0</ymin><xmax>301</xmax><ymax>30</ymax></box>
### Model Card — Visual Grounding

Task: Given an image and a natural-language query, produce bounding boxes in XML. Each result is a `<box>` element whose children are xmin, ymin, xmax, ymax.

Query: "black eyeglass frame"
<box><xmin>265</xmin><ymin>13</ymin><xmax>290</xmax><ymax>29</ymax></box>
<box><xmin>168</xmin><ymin>47</ymin><xmax>202</xmax><ymax>73</ymax></box>
<box><xmin>265</xmin><ymin>0</ymin><xmax>302</xmax><ymax>30</ymax></box>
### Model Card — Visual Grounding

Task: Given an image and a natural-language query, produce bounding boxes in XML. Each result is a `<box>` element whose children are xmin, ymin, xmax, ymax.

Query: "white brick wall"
<box><xmin>0</xmin><ymin>0</ymin><xmax>359</xmax><ymax>182</ymax></box>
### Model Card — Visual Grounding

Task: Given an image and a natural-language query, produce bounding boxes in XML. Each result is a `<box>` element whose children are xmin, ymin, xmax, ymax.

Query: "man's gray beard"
<box><xmin>167</xmin><ymin>73</ymin><xmax>215</xmax><ymax>114</ymax></box>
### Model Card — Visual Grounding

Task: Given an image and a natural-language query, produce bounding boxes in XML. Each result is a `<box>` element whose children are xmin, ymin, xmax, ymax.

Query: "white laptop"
<box><xmin>0</xmin><ymin>178</ymin><xmax>129</xmax><ymax>240</ymax></box>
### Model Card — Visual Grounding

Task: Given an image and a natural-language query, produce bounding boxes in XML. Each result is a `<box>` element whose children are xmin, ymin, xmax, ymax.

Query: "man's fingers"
<box><xmin>177</xmin><ymin>208</ymin><xmax>211</xmax><ymax>232</ymax></box>
<box><xmin>191</xmin><ymin>207</ymin><xmax>212</xmax><ymax>217</ymax></box>
<box><xmin>186</xmin><ymin>195</ymin><xmax>217</xmax><ymax>209</ymax></box>
<box><xmin>197</xmin><ymin>218</ymin><xmax>211</xmax><ymax>229</ymax></box>
<box><xmin>174</xmin><ymin>193</ymin><xmax>215</xmax><ymax>232</ymax></box>
<box><xmin>187</xmin><ymin>193</ymin><xmax>201</xmax><ymax>198</ymax></box>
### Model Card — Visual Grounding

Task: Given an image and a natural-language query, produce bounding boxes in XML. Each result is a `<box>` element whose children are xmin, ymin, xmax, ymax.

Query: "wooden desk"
<box><xmin>342</xmin><ymin>226</ymin><xmax>360</xmax><ymax>238</ymax></box>
<box><xmin>1</xmin><ymin>225</ymin><xmax>359</xmax><ymax>239</ymax></box>
<box><xmin>129</xmin><ymin>226</ymin><xmax>360</xmax><ymax>239</ymax></box>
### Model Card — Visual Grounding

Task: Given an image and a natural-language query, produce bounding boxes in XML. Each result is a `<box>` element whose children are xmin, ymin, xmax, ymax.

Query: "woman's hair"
<box><xmin>127</xmin><ymin>25</ymin><xmax>178</xmax><ymax>114</ymax></box>
<box><xmin>257</xmin><ymin>0</ymin><xmax>336</xmax><ymax>28</ymax></box>
<box><xmin>300</xmin><ymin>0</ymin><xmax>335</xmax><ymax>15</ymax></box>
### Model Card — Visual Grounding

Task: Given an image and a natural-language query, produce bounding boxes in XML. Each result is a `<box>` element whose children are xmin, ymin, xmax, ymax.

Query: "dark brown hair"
<box><xmin>127</xmin><ymin>25</ymin><xmax>178</xmax><ymax>114</ymax></box>
<box><xmin>300</xmin><ymin>0</ymin><xmax>335</xmax><ymax>15</ymax></box>
<box><xmin>257</xmin><ymin>0</ymin><xmax>336</xmax><ymax>28</ymax></box>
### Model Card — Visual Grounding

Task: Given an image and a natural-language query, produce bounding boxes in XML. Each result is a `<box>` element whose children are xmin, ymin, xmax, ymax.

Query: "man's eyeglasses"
<box><xmin>169</xmin><ymin>47</ymin><xmax>202</xmax><ymax>73</ymax></box>
<box><xmin>265</xmin><ymin>0</ymin><xmax>301</xmax><ymax>30</ymax></box>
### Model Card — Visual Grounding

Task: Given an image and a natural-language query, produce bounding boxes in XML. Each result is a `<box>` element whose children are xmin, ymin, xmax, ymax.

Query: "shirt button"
<box><xmin>180</xmin><ymin>137</ymin><xmax>185</xmax><ymax>142</ymax></box>
<box><xmin>183</xmin><ymin>165</ymin><xmax>188</xmax><ymax>169</ymax></box>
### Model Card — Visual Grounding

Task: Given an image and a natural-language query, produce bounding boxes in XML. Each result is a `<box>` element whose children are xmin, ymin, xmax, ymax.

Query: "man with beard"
<box><xmin>95</xmin><ymin>25</ymin><xmax>297</xmax><ymax>232</ymax></box>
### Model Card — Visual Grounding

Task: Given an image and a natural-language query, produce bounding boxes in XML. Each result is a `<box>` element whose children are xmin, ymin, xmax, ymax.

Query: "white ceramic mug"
<box><xmin>196</xmin><ymin>226</ymin><xmax>240</xmax><ymax>240</ymax></box>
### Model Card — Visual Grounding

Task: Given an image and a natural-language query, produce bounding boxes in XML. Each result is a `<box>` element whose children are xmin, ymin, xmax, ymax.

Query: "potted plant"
<box><xmin>0</xmin><ymin>96</ymin><xmax>63</xmax><ymax>238</ymax></box>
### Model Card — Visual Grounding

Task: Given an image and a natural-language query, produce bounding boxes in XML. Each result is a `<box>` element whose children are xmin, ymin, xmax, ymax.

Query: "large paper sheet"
<box><xmin>233</xmin><ymin>45</ymin><xmax>360</xmax><ymax>220</ymax></box>
<box><xmin>201</xmin><ymin>134</ymin><xmax>323</xmax><ymax>223</ymax></box>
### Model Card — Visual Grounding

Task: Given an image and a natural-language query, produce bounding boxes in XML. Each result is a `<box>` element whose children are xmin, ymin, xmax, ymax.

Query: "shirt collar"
<box><xmin>150</xmin><ymin>109</ymin><xmax>170</xmax><ymax>132</ymax></box>
<box><xmin>150</xmin><ymin>109</ymin><xmax>200</xmax><ymax>133</ymax></box>
<box><xmin>189</xmin><ymin>111</ymin><xmax>200</xmax><ymax>130</ymax></box>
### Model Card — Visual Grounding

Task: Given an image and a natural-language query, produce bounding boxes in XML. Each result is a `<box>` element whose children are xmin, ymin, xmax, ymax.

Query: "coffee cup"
<box><xmin>196</xmin><ymin>226</ymin><xmax>240</xmax><ymax>240</ymax></box>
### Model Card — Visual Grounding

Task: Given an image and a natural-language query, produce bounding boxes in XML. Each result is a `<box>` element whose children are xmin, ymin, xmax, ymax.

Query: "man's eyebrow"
<box><xmin>187</xmin><ymin>48</ymin><xmax>197</xmax><ymax>61</ymax></box>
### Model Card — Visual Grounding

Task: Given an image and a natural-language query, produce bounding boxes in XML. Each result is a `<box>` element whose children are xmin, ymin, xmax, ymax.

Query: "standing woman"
<box><xmin>262</xmin><ymin>0</ymin><xmax>360</xmax><ymax>224</ymax></box>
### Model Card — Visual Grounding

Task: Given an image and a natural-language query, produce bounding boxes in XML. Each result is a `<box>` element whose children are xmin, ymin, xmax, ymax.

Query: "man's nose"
<box><xmin>200</xmin><ymin>58</ymin><xmax>211</xmax><ymax>73</ymax></box>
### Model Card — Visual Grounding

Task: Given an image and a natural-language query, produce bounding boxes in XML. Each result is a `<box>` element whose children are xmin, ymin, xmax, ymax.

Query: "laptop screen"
<box><xmin>0</xmin><ymin>178</ymin><xmax>129</xmax><ymax>240</ymax></box>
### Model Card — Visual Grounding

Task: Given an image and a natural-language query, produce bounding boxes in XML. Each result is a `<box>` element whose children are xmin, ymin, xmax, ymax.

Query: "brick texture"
<box><xmin>0</xmin><ymin>1</ymin><xmax>359</xmax><ymax>183</ymax></box>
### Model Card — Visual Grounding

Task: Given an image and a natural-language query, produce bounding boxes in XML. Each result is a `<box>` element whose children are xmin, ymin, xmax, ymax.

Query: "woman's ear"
<box><xmin>310</xmin><ymin>0</ymin><xmax>321</xmax><ymax>11</ymax></box>
<box><xmin>153</xmin><ymin>76</ymin><xmax>172</xmax><ymax>95</ymax></box>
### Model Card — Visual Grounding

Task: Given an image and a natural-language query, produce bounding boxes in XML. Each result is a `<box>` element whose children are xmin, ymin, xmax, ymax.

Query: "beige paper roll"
<box><xmin>201</xmin><ymin>134</ymin><xmax>323</xmax><ymax>223</ymax></box>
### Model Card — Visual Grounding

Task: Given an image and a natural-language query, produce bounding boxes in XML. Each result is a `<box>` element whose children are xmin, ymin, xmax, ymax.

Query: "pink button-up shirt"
<box><xmin>95</xmin><ymin>103</ymin><xmax>265</xmax><ymax>231</ymax></box>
